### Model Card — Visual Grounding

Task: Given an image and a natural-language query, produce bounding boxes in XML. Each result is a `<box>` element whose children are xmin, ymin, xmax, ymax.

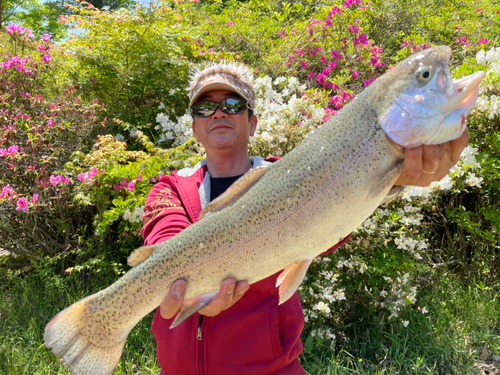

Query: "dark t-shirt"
<box><xmin>210</xmin><ymin>175</ymin><xmax>242</xmax><ymax>201</ymax></box>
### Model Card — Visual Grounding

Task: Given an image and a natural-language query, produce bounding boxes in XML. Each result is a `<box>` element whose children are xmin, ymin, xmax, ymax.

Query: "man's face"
<box><xmin>191</xmin><ymin>90</ymin><xmax>257</xmax><ymax>153</ymax></box>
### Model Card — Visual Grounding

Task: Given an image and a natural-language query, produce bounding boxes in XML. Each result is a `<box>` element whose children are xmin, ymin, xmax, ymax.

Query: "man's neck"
<box><xmin>205</xmin><ymin>150</ymin><xmax>252</xmax><ymax>178</ymax></box>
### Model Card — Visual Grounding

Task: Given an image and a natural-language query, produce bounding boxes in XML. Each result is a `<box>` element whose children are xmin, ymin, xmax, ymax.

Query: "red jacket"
<box><xmin>142</xmin><ymin>158</ymin><xmax>350</xmax><ymax>375</ymax></box>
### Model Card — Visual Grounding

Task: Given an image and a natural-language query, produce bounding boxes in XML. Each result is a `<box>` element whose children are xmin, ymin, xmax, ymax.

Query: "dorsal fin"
<box><xmin>127</xmin><ymin>245</ymin><xmax>155</xmax><ymax>267</ymax></box>
<box><xmin>199</xmin><ymin>167</ymin><xmax>267</xmax><ymax>220</ymax></box>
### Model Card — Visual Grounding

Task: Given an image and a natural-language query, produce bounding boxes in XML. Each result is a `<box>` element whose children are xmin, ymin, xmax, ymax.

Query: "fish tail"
<box><xmin>44</xmin><ymin>293</ymin><xmax>126</xmax><ymax>375</ymax></box>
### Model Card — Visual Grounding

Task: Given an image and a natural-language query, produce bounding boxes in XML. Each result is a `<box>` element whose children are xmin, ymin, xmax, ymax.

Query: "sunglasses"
<box><xmin>190</xmin><ymin>98</ymin><xmax>251</xmax><ymax>118</ymax></box>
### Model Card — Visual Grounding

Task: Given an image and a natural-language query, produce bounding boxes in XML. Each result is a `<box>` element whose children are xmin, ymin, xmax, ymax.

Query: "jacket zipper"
<box><xmin>197</xmin><ymin>314</ymin><xmax>204</xmax><ymax>375</ymax></box>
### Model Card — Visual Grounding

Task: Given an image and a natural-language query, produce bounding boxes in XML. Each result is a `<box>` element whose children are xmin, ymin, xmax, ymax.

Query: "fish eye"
<box><xmin>417</xmin><ymin>67</ymin><xmax>433</xmax><ymax>83</ymax></box>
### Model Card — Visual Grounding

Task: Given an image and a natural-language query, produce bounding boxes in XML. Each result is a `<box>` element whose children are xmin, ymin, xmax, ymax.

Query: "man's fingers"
<box><xmin>160</xmin><ymin>279</ymin><xmax>187</xmax><ymax>319</ymax></box>
<box><xmin>402</xmin><ymin>146</ymin><xmax>422</xmax><ymax>180</ymax></box>
<box><xmin>199</xmin><ymin>279</ymin><xmax>250</xmax><ymax>317</ymax></box>
<box><xmin>421</xmin><ymin>144</ymin><xmax>442</xmax><ymax>175</ymax></box>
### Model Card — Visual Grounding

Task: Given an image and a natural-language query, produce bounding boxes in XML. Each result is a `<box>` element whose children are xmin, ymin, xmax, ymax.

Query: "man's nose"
<box><xmin>211</xmin><ymin>105</ymin><xmax>228</xmax><ymax>119</ymax></box>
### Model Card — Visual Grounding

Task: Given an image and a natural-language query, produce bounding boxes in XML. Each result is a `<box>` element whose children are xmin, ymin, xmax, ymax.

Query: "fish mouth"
<box><xmin>440</xmin><ymin>71</ymin><xmax>485</xmax><ymax>114</ymax></box>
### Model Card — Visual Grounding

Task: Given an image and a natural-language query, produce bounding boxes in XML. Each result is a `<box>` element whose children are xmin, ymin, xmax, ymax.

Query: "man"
<box><xmin>142</xmin><ymin>62</ymin><xmax>468</xmax><ymax>374</ymax></box>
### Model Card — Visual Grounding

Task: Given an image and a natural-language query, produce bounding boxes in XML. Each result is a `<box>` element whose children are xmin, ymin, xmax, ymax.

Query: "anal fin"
<box><xmin>199</xmin><ymin>167</ymin><xmax>266</xmax><ymax>220</ymax></box>
<box><xmin>127</xmin><ymin>245</ymin><xmax>155</xmax><ymax>267</ymax></box>
<box><xmin>170</xmin><ymin>293</ymin><xmax>217</xmax><ymax>329</ymax></box>
<box><xmin>276</xmin><ymin>258</ymin><xmax>313</xmax><ymax>305</ymax></box>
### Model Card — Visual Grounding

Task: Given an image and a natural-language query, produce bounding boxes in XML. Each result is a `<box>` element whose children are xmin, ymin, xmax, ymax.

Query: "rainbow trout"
<box><xmin>44</xmin><ymin>46</ymin><xmax>484</xmax><ymax>375</ymax></box>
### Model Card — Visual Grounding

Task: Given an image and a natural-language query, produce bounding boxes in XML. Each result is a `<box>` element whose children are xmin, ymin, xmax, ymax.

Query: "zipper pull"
<box><xmin>197</xmin><ymin>326</ymin><xmax>202</xmax><ymax>341</ymax></box>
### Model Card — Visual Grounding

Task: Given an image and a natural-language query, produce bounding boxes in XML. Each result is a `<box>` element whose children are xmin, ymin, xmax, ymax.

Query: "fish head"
<box><xmin>372</xmin><ymin>45</ymin><xmax>484</xmax><ymax>148</ymax></box>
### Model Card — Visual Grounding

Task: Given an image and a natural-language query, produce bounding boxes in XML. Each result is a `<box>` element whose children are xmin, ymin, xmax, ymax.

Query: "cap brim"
<box><xmin>189</xmin><ymin>83</ymin><xmax>247</xmax><ymax>106</ymax></box>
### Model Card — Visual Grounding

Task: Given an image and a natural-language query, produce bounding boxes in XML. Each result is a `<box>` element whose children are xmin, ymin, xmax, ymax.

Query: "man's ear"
<box><xmin>249</xmin><ymin>115</ymin><xmax>258</xmax><ymax>137</ymax></box>
<box><xmin>192</xmin><ymin>122</ymin><xmax>200</xmax><ymax>142</ymax></box>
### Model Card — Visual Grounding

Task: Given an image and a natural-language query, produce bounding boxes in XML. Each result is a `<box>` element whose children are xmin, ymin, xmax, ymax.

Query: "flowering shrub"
<box><xmin>0</xmin><ymin>26</ymin><xmax>105</xmax><ymax>259</ymax></box>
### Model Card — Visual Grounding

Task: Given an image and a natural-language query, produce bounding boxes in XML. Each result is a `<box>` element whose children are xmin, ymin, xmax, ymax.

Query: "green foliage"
<box><xmin>58</xmin><ymin>1</ymin><xmax>197</xmax><ymax>135</ymax></box>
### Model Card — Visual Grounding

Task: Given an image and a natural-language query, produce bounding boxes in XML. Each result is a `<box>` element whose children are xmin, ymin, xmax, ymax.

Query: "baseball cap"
<box><xmin>188</xmin><ymin>62</ymin><xmax>256</xmax><ymax>109</ymax></box>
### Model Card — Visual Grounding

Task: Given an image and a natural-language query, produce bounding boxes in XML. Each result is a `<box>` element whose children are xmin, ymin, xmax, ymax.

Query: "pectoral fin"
<box><xmin>170</xmin><ymin>293</ymin><xmax>217</xmax><ymax>329</ymax></box>
<box><xmin>276</xmin><ymin>257</ymin><xmax>313</xmax><ymax>305</ymax></box>
<box><xmin>366</xmin><ymin>161</ymin><xmax>404</xmax><ymax>202</ymax></box>
<box><xmin>199</xmin><ymin>167</ymin><xmax>267</xmax><ymax>220</ymax></box>
<box><xmin>127</xmin><ymin>246</ymin><xmax>155</xmax><ymax>267</ymax></box>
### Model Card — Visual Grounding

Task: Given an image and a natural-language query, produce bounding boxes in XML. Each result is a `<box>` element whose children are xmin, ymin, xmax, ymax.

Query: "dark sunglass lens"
<box><xmin>223</xmin><ymin>98</ymin><xmax>246</xmax><ymax>114</ymax></box>
<box><xmin>193</xmin><ymin>101</ymin><xmax>217</xmax><ymax>117</ymax></box>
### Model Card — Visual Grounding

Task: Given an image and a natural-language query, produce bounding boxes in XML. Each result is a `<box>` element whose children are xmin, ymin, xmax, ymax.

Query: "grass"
<box><xmin>0</xmin><ymin>266</ymin><xmax>498</xmax><ymax>375</ymax></box>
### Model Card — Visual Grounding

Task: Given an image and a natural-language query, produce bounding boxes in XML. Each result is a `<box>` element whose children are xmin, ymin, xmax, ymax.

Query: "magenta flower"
<box><xmin>343</xmin><ymin>0</ymin><xmax>361</xmax><ymax>8</ymax></box>
<box><xmin>479</xmin><ymin>37</ymin><xmax>488</xmax><ymax>46</ymax></box>
<box><xmin>32</xmin><ymin>194</ymin><xmax>39</xmax><ymax>206</ymax></box>
<box><xmin>88</xmin><ymin>167</ymin><xmax>98</xmax><ymax>180</ymax></box>
<box><xmin>328</xmin><ymin>61</ymin><xmax>337</xmax><ymax>69</ymax></box>
<box><xmin>113</xmin><ymin>185</ymin><xmax>122</xmax><ymax>190</ymax></box>
<box><xmin>42</xmin><ymin>33</ymin><xmax>52</xmax><ymax>42</ymax></box>
<box><xmin>308</xmin><ymin>71</ymin><xmax>316</xmax><ymax>80</ymax></box>
<box><xmin>0</xmin><ymin>184</ymin><xmax>16</xmax><ymax>199</ymax></box>
<box><xmin>316</xmin><ymin>73</ymin><xmax>325</xmax><ymax>85</ymax></box>
<box><xmin>320</xmin><ymin>55</ymin><xmax>327</xmax><ymax>63</ymax></box>
<box><xmin>41</xmin><ymin>55</ymin><xmax>52</xmax><ymax>64</ymax></box>
<box><xmin>127</xmin><ymin>181</ymin><xmax>135</xmax><ymax>191</ymax></box>
<box><xmin>330</xmin><ymin>50</ymin><xmax>343</xmax><ymax>61</ymax></box>
<box><xmin>49</xmin><ymin>175</ymin><xmax>58</xmax><ymax>186</ymax></box>
<box><xmin>8</xmin><ymin>145</ymin><xmax>19</xmax><ymax>155</ymax></box>
<box><xmin>55</xmin><ymin>175</ymin><xmax>64</xmax><ymax>184</ymax></box>
<box><xmin>348</xmin><ymin>24</ymin><xmax>360</xmax><ymax>34</ymax></box>
<box><xmin>137</xmin><ymin>174</ymin><xmax>143</xmax><ymax>183</ymax></box>
<box><xmin>47</xmin><ymin>119</ymin><xmax>54</xmax><ymax>127</ymax></box>
<box><xmin>77</xmin><ymin>173</ymin><xmax>86</xmax><ymax>182</ymax></box>
<box><xmin>300</xmin><ymin>61</ymin><xmax>309</xmax><ymax>69</ymax></box>
<box><xmin>226</xmin><ymin>22</ymin><xmax>235</xmax><ymax>27</ymax></box>
<box><xmin>363</xmin><ymin>77</ymin><xmax>376</xmax><ymax>86</ymax></box>
<box><xmin>330</xmin><ymin>7</ymin><xmax>342</xmax><ymax>15</ymax></box>
<box><xmin>63</xmin><ymin>177</ymin><xmax>70</xmax><ymax>184</ymax></box>
<box><xmin>325</xmin><ymin>18</ymin><xmax>333</xmax><ymax>27</ymax></box>
<box><xmin>120</xmin><ymin>179</ymin><xmax>128</xmax><ymax>188</ymax></box>
<box><xmin>352</xmin><ymin>71</ymin><xmax>360</xmax><ymax>79</ymax></box>
<box><xmin>16</xmin><ymin>197</ymin><xmax>28</xmax><ymax>212</ymax></box>
<box><xmin>0</xmin><ymin>149</ymin><xmax>6</xmax><ymax>157</ymax></box>
<box><xmin>354</xmin><ymin>34</ymin><xmax>370</xmax><ymax>47</ymax></box>
<box><xmin>322</xmin><ymin>67</ymin><xmax>332</xmax><ymax>76</ymax></box>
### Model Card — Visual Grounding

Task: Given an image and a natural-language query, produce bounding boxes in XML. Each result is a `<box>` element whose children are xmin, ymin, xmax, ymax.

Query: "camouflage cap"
<box><xmin>188</xmin><ymin>62</ymin><xmax>256</xmax><ymax>109</ymax></box>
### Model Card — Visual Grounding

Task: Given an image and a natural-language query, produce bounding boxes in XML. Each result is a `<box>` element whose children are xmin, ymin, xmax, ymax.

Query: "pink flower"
<box><xmin>322</xmin><ymin>68</ymin><xmax>332</xmax><ymax>76</ymax></box>
<box><xmin>0</xmin><ymin>184</ymin><xmax>16</xmax><ymax>199</ymax></box>
<box><xmin>77</xmin><ymin>173</ymin><xmax>86</xmax><ymax>182</ymax></box>
<box><xmin>354</xmin><ymin>33</ymin><xmax>370</xmax><ymax>47</ymax></box>
<box><xmin>8</xmin><ymin>145</ymin><xmax>19</xmax><ymax>155</ymax></box>
<box><xmin>32</xmin><ymin>194</ymin><xmax>39</xmax><ymax>206</ymax></box>
<box><xmin>363</xmin><ymin>77</ymin><xmax>376</xmax><ymax>86</ymax></box>
<box><xmin>137</xmin><ymin>174</ymin><xmax>143</xmax><ymax>182</ymax></box>
<box><xmin>348</xmin><ymin>24</ymin><xmax>360</xmax><ymax>34</ymax></box>
<box><xmin>343</xmin><ymin>0</ymin><xmax>361</xmax><ymax>8</ymax></box>
<box><xmin>328</xmin><ymin>61</ymin><xmax>337</xmax><ymax>69</ymax></box>
<box><xmin>55</xmin><ymin>175</ymin><xmax>64</xmax><ymax>184</ymax></box>
<box><xmin>330</xmin><ymin>50</ymin><xmax>343</xmax><ymax>61</ymax></box>
<box><xmin>127</xmin><ymin>181</ymin><xmax>135</xmax><ymax>191</ymax></box>
<box><xmin>226</xmin><ymin>22</ymin><xmax>235</xmax><ymax>27</ymax></box>
<box><xmin>352</xmin><ymin>71</ymin><xmax>360</xmax><ymax>79</ymax></box>
<box><xmin>479</xmin><ymin>37</ymin><xmax>488</xmax><ymax>46</ymax></box>
<box><xmin>475</xmin><ymin>8</ymin><xmax>482</xmax><ymax>13</ymax></box>
<box><xmin>320</xmin><ymin>55</ymin><xmax>327</xmax><ymax>63</ymax></box>
<box><xmin>47</xmin><ymin>119</ymin><xmax>54</xmax><ymax>127</ymax></box>
<box><xmin>63</xmin><ymin>177</ymin><xmax>70</xmax><ymax>184</ymax></box>
<box><xmin>50</xmin><ymin>175</ymin><xmax>58</xmax><ymax>186</ymax></box>
<box><xmin>42</xmin><ymin>33</ymin><xmax>51</xmax><ymax>42</ymax></box>
<box><xmin>308</xmin><ymin>71</ymin><xmax>316</xmax><ymax>80</ymax></box>
<box><xmin>330</xmin><ymin>6</ymin><xmax>342</xmax><ymax>15</ymax></box>
<box><xmin>41</xmin><ymin>55</ymin><xmax>52</xmax><ymax>64</ymax></box>
<box><xmin>16</xmin><ymin>197</ymin><xmax>28</xmax><ymax>212</ymax></box>
<box><xmin>316</xmin><ymin>73</ymin><xmax>325</xmax><ymax>85</ymax></box>
<box><xmin>325</xmin><ymin>18</ymin><xmax>332</xmax><ymax>27</ymax></box>
<box><xmin>300</xmin><ymin>61</ymin><xmax>309</xmax><ymax>69</ymax></box>
<box><xmin>113</xmin><ymin>185</ymin><xmax>122</xmax><ymax>190</ymax></box>
<box><xmin>0</xmin><ymin>149</ymin><xmax>6</xmax><ymax>157</ymax></box>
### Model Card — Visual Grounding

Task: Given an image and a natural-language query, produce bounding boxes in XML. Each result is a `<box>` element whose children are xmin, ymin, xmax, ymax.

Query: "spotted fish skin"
<box><xmin>44</xmin><ymin>46</ymin><xmax>483</xmax><ymax>375</ymax></box>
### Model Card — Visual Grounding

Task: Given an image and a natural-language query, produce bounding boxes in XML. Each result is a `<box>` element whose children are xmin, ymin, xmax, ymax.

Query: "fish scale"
<box><xmin>44</xmin><ymin>46</ymin><xmax>484</xmax><ymax>375</ymax></box>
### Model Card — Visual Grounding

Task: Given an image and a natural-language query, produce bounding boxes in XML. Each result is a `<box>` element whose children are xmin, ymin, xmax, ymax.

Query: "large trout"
<box><xmin>44</xmin><ymin>46</ymin><xmax>484</xmax><ymax>375</ymax></box>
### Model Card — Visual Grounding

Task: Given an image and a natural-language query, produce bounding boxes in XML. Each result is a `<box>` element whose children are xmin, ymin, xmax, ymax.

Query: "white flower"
<box><xmin>402</xmin><ymin>320</ymin><xmax>409</xmax><ymax>327</ymax></box>
<box><xmin>421</xmin><ymin>307</ymin><xmax>428</xmax><ymax>314</ymax></box>
<box><xmin>114</xmin><ymin>134</ymin><xmax>125</xmax><ymax>141</ymax></box>
<box><xmin>465</xmin><ymin>174</ymin><xmax>483</xmax><ymax>188</ymax></box>
<box><xmin>380</xmin><ymin>290</ymin><xmax>388</xmax><ymax>297</ymax></box>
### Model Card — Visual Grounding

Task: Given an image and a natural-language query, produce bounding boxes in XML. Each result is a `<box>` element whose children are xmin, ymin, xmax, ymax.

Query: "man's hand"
<box><xmin>160</xmin><ymin>278</ymin><xmax>250</xmax><ymax>319</ymax></box>
<box><xmin>394</xmin><ymin>130</ymin><xmax>469</xmax><ymax>187</ymax></box>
